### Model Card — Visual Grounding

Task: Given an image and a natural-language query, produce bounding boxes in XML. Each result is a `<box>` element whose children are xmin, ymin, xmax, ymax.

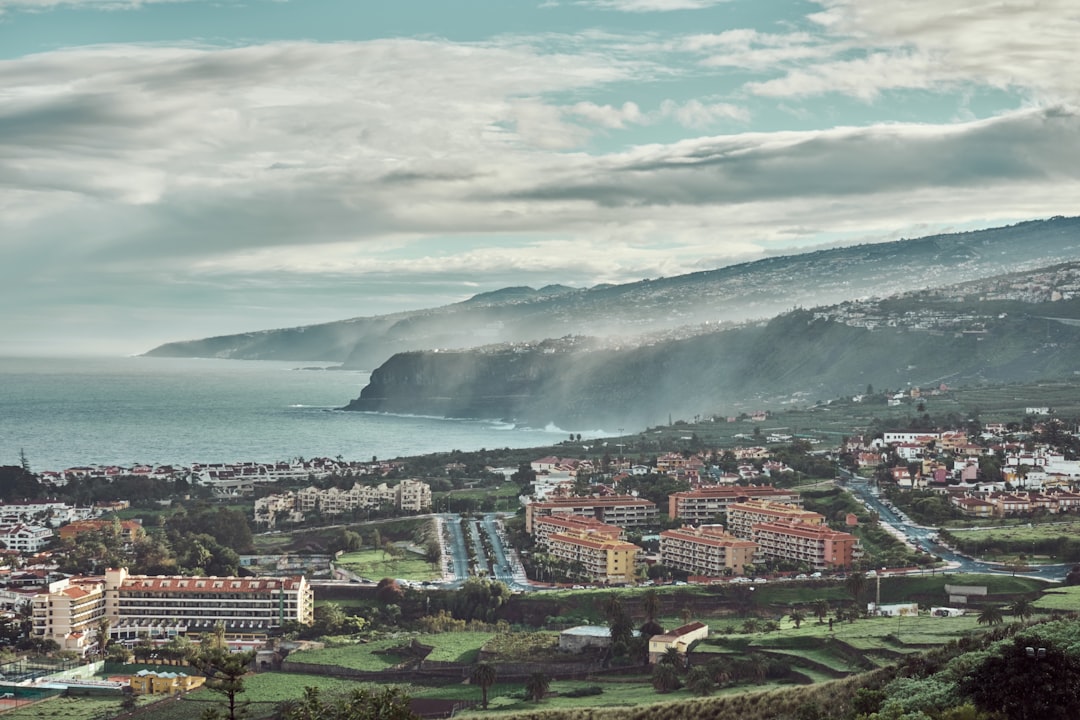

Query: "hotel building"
<box><xmin>667</xmin><ymin>485</ymin><xmax>800</xmax><ymax>523</ymax></box>
<box><xmin>659</xmin><ymin>526</ymin><xmax>757</xmax><ymax>577</ymax></box>
<box><xmin>726</xmin><ymin>500</ymin><xmax>824</xmax><ymax>539</ymax></box>
<box><xmin>749</xmin><ymin>520</ymin><xmax>862</xmax><ymax>571</ymax></box>
<box><xmin>546</xmin><ymin>531</ymin><xmax>641</xmax><ymax>584</ymax></box>
<box><xmin>32</xmin><ymin>567</ymin><xmax>313</xmax><ymax>655</ymax></box>
<box><xmin>525</xmin><ymin>495</ymin><xmax>658</xmax><ymax>533</ymax></box>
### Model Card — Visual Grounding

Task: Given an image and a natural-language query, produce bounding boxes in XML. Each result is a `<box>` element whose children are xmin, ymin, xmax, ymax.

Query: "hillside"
<box><xmin>345</xmin><ymin>294</ymin><xmax>1080</xmax><ymax>430</ymax></box>
<box><xmin>144</xmin><ymin>217</ymin><xmax>1080</xmax><ymax>369</ymax></box>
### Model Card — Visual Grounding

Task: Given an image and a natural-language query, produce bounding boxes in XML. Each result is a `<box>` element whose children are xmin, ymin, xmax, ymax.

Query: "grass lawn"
<box><xmin>1033</xmin><ymin>584</ymin><xmax>1080</xmax><ymax>611</ymax></box>
<box><xmin>948</xmin><ymin>521</ymin><xmax>1080</xmax><ymax>544</ymax></box>
<box><xmin>0</xmin><ymin>695</ymin><xmax>154</xmax><ymax>720</ymax></box>
<box><xmin>285</xmin><ymin>636</ymin><xmax>415</xmax><ymax>671</ymax></box>
<box><xmin>422</xmin><ymin>632</ymin><xmax>496</xmax><ymax>664</ymax></box>
<box><xmin>336</xmin><ymin>549</ymin><xmax>439</xmax><ymax>582</ymax></box>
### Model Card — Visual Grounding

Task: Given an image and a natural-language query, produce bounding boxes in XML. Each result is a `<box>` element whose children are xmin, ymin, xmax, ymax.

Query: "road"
<box><xmin>436</xmin><ymin>512</ymin><xmax>532</xmax><ymax>591</ymax></box>
<box><xmin>839</xmin><ymin>469</ymin><xmax>1068</xmax><ymax>582</ymax></box>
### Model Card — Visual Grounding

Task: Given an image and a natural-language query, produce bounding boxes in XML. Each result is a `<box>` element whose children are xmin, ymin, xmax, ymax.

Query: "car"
<box><xmin>810</xmin><ymin>572</ymin><xmax>822</xmax><ymax>578</ymax></box>
<box><xmin>753</xmin><ymin>578</ymin><xmax>768</xmax><ymax>584</ymax></box>
<box><xmin>730</xmin><ymin>576</ymin><xmax>751</xmax><ymax>583</ymax></box>
<box><xmin>795</xmin><ymin>574</ymin><xmax>808</xmax><ymax>580</ymax></box>
<box><xmin>571</xmin><ymin>584</ymin><xmax>585</xmax><ymax>590</ymax></box>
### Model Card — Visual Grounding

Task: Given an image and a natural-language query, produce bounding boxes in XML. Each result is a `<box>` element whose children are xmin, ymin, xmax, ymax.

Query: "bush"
<box><xmin>562</xmin><ymin>686</ymin><xmax>603</xmax><ymax>698</ymax></box>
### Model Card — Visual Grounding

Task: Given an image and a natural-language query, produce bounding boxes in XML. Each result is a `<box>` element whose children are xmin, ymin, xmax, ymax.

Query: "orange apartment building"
<box><xmin>725</xmin><ymin>500</ymin><xmax>824</xmax><ymax>539</ymax></box>
<box><xmin>750</xmin><ymin>520</ymin><xmax>862</xmax><ymax>571</ymax></box>
<box><xmin>525</xmin><ymin>495</ymin><xmax>658</xmax><ymax>533</ymax></box>
<box><xmin>659</xmin><ymin>525</ymin><xmax>757</xmax><ymax>577</ymax></box>
<box><xmin>667</xmin><ymin>485</ymin><xmax>800</xmax><ymax>523</ymax></box>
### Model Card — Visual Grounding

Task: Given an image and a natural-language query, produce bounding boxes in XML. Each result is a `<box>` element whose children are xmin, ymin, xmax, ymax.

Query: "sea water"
<box><xmin>0</xmin><ymin>356</ymin><xmax>576</xmax><ymax>472</ymax></box>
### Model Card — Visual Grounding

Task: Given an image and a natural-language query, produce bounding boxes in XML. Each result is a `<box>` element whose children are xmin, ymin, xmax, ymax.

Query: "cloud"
<box><xmin>571</xmin><ymin>0</ymin><xmax>730</xmax><ymax>12</ymax></box>
<box><xmin>0</xmin><ymin>0</ymin><xmax>211</xmax><ymax>12</ymax></box>
<box><xmin>505</xmin><ymin>107</ymin><xmax>1080</xmax><ymax>207</ymax></box>
<box><xmin>748</xmin><ymin>0</ymin><xmax>1080</xmax><ymax>104</ymax></box>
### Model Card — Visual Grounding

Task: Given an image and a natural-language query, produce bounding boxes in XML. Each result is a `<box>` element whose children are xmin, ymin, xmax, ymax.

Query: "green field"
<box><xmin>284</xmin><ymin>637</ymin><xmax>414</xmax><ymax>671</ymax></box>
<box><xmin>1033</xmin><ymin>584</ymin><xmax>1080</xmax><ymax>611</ymax></box>
<box><xmin>335</xmin><ymin>548</ymin><xmax>439</xmax><ymax>582</ymax></box>
<box><xmin>422</xmin><ymin>632</ymin><xmax>495</xmax><ymax>664</ymax></box>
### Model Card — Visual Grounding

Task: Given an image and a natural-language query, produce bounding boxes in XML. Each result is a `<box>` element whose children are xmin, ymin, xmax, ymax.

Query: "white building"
<box><xmin>0</xmin><ymin>524</ymin><xmax>54</xmax><ymax>553</ymax></box>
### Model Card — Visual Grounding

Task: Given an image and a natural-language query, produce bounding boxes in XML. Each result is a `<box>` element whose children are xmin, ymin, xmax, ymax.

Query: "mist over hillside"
<box><xmin>144</xmin><ymin>217</ymin><xmax>1080</xmax><ymax>370</ymax></box>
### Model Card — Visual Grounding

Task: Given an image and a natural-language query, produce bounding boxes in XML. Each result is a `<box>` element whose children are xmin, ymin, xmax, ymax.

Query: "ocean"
<box><xmin>0</xmin><ymin>356</ymin><xmax>579</xmax><ymax>472</ymax></box>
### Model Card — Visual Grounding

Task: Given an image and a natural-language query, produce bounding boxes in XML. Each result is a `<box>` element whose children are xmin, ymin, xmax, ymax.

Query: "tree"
<box><xmin>977</xmin><ymin>605</ymin><xmax>1005</xmax><ymax>627</ymax></box>
<box><xmin>189</xmin><ymin>646</ymin><xmax>256</xmax><ymax>720</ymax></box>
<box><xmin>470</xmin><ymin>662</ymin><xmax>497</xmax><ymax>709</ymax></box>
<box><xmin>281</xmin><ymin>686</ymin><xmax>418</xmax><ymax>720</ymax></box>
<box><xmin>651</xmin><ymin>662</ymin><xmax>681</xmax><ymax>693</ymax></box>
<box><xmin>1011</xmin><ymin>598</ymin><xmax>1034</xmax><ymax>621</ymax></box>
<box><xmin>524</xmin><ymin>672</ymin><xmax>550</xmax><ymax>703</ymax></box>
<box><xmin>641</xmin><ymin>589</ymin><xmax>661</xmax><ymax>622</ymax></box>
<box><xmin>845</xmin><ymin>572</ymin><xmax>867</xmax><ymax>606</ymax></box>
<box><xmin>659</xmin><ymin>646</ymin><xmax>684</xmax><ymax>670</ymax></box>
<box><xmin>961</xmin><ymin>637</ymin><xmax>1080</xmax><ymax>720</ymax></box>
<box><xmin>812</xmin><ymin>600</ymin><xmax>829</xmax><ymax>624</ymax></box>
<box><xmin>789</xmin><ymin>609</ymin><xmax>805</xmax><ymax>629</ymax></box>
<box><xmin>94</xmin><ymin>616</ymin><xmax>111</xmax><ymax>657</ymax></box>
<box><xmin>686</xmin><ymin>666</ymin><xmax>714</xmax><ymax>696</ymax></box>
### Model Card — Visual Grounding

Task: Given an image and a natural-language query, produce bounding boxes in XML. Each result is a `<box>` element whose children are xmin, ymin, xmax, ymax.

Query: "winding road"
<box><xmin>840</xmin><ymin>470</ymin><xmax>1068</xmax><ymax>582</ymax></box>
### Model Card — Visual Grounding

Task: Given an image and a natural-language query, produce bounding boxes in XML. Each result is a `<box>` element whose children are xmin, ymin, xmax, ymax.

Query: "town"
<box><xmin>2</xmin><ymin>389</ymin><xmax>1080</xmax><ymax>718</ymax></box>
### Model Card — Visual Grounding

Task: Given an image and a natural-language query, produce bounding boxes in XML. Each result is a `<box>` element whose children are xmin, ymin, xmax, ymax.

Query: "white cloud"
<box><xmin>749</xmin><ymin>0</ymin><xmax>1080</xmax><ymax>104</ymax></box>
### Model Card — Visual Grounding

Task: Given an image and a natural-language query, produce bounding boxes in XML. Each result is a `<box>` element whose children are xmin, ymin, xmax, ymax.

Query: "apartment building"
<box><xmin>0</xmin><ymin>524</ymin><xmax>54</xmax><ymax>553</ymax></box>
<box><xmin>726</xmin><ymin>500</ymin><xmax>824</xmax><ymax>539</ymax></box>
<box><xmin>750</xmin><ymin>520</ymin><xmax>862</xmax><ymax>571</ymax></box>
<box><xmin>31</xmin><ymin>578</ymin><xmax>105</xmax><ymax>653</ymax></box>
<box><xmin>32</xmin><ymin>568</ymin><xmax>313</xmax><ymax>654</ymax></box>
<box><xmin>58</xmin><ymin>519</ymin><xmax>145</xmax><ymax>544</ymax></box>
<box><xmin>525</xmin><ymin>495</ymin><xmax>658</xmax><ymax>533</ymax></box>
<box><xmin>532</xmin><ymin>515</ymin><xmax>623</xmax><ymax>548</ymax></box>
<box><xmin>268</xmin><ymin>479</ymin><xmax>432</xmax><ymax>523</ymax></box>
<box><xmin>546</xmin><ymin>531</ymin><xmax>641</xmax><ymax>584</ymax></box>
<box><xmin>667</xmin><ymin>485</ymin><xmax>800</xmax><ymax>523</ymax></box>
<box><xmin>659</xmin><ymin>526</ymin><xmax>757</xmax><ymax>577</ymax></box>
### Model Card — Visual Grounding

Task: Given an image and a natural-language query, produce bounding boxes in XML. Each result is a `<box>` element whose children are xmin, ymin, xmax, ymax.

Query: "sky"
<box><xmin>2</xmin><ymin>1</ymin><xmax>1079</xmax><ymax>356</ymax></box>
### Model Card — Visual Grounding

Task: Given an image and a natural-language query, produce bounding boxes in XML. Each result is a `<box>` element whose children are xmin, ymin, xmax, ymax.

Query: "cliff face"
<box><xmin>344</xmin><ymin>309</ymin><xmax>1080</xmax><ymax>430</ymax></box>
<box><xmin>145</xmin><ymin>217</ymin><xmax>1080</xmax><ymax>368</ymax></box>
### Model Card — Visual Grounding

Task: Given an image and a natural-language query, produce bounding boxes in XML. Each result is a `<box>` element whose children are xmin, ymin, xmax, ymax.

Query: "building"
<box><xmin>525</xmin><ymin>495</ymin><xmax>658</xmax><ymax>533</ymax></box>
<box><xmin>648</xmin><ymin>622</ymin><xmax>709</xmax><ymax>663</ymax></box>
<box><xmin>667</xmin><ymin>485</ymin><xmax>800</xmax><ymax>523</ymax></box>
<box><xmin>659</xmin><ymin>526</ymin><xmax>757</xmax><ymax>577</ymax></box>
<box><xmin>750</xmin><ymin>520</ymin><xmax>862</xmax><ymax>571</ymax></box>
<box><xmin>31</xmin><ymin>578</ymin><xmax>105</xmax><ymax>654</ymax></box>
<box><xmin>258</xmin><ymin>479</ymin><xmax>433</xmax><ymax>525</ymax></box>
<box><xmin>546</xmin><ymin>531</ymin><xmax>640</xmax><ymax>584</ymax></box>
<box><xmin>58</xmin><ymin>519</ymin><xmax>144</xmax><ymax>544</ymax></box>
<box><xmin>32</xmin><ymin>568</ymin><xmax>313</xmax><ymax>654</ymax></box>
<box><xmin>951</xmin><ymin>496</ymin><xmax>995</xmax><ymax>518</ymax></box>
<box><xmin>129</xmin><ymin>670</ymin><xmax>205</xmax><ymax>695</ymax></box>
<box><xmin>725</xmin><ymin>500</ymin><xmax>824</xmax><ymax>539</ymax></box>
<box><xmin>532</xmin><ymin>515</ymin><xmax>623</xmax><ymax>548</ymax></box>
<box><xmin>0</xmin><ymin>524</ymin><xmax>54</xmax><ymax>553</ymax></box>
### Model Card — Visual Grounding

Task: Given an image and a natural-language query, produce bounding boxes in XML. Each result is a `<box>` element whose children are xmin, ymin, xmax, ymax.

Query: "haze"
<box><xmin>2</xmin><ymin>0</ymin><xmax>1078</xmax><ymax>356</ymax></box>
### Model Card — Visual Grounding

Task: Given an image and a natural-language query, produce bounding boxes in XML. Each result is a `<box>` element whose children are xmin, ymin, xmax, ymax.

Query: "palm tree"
<box><xmin>789</xmin><ymin>609</ymin><xmax>805</xmax><ymax>629</ymax></box>
<box><xmin>524</xmin><ymin>672</ymin><xmax>550</xmax><ymax>703</ymax></box>
<box><xmin>651</xmin><ymin>662</ymin><xmax>681</xmax><ymax>693</ymax></box>
<box><xmin>845</xmin><ymin>572</ymin><xmax>867</xmax><ymax>605</ymax></box>
<box><xmin>977</xmin><ymin>605</ymin><xmax>1005</xmax><ymax>626</ymax></box>
<box><xmin>660</xmin><ymin>646</ymin><xmax>684</xmax><ymax>670</ymax></box>
<box><xmin>813</xmin><ymin>600</ymin><xmax>829</xmax><ymax>624</ymax></box>
<box><xmin>686</xmin><ymin>666</ymin><xmax>714</xmax><ymax>696</ymax></box>
<box><xmin>94</xmin><ymin>616</ymin><xmax>111</xmax><ymax>658</ymax></box>
<box><xmin>705</xmin><ymin>657</ymin><xmax>732</xmax><ymax>687</ymax></box>
<box><xmin>741</xmin><ymin>618</ymin><xmax>760</xmax><ymax>634</ymax></box>
<box><xmin>471</xmin><ymin>662</ymin><xmax>497</xmax><ymax>709</ymax></box>
<box><xmin>1010</xmin><ymin>598</ymin><xmax>1034</xmax><ymax>621</ymax></box>
<box><xmin>642</xmin><ymin>589</ymin><xmax>661</xmax><ymax>621</ymax></box>
<box><xmin>602</xmin><ymin>592</ymin><xmax>623</xmax><ymax>622</ymax></box>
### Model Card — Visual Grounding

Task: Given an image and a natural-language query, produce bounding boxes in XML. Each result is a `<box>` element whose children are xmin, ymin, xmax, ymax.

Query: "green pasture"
<box><xmin>1033</xmin><ymin>584</ymin><xmax>1080</xmax><ymax>611</ymax></box>
<box><xmin>422</xmin><ymin>631</ymin><xmax>496</xmax><ymax>664</ymax></box>
<box><xmin>335</xmin><ymin>548</ymin><xmax>439</xmax><ymax>582</ymax></box>
<box><xmin>284</xmin><ymin>636</ymin><xmax>414</xmax><ymax>671</ymax></box>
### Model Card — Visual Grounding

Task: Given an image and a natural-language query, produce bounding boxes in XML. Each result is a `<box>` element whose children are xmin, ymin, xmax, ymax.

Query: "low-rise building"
<box><xmin>648</xmin><ymin>622</ymin><xmax>709</xmax><ymax>663</ymax></box>
<box><xmin>129</xmin><ymin>669</ymin><xmax>205</xmax><ymax>695</ymax></box>
<box><xmin>0</xmin><ymin>524</ymin><xmax>54</xmax><ymax>553</ymax></box>
<box><xmin>659</xmin><ymin>526</ymin><xmax>757</xmax><ymax>577</ymax></box>
<box><xmin>58</xmin><ymin>519</ymin><xmax>144</xmax><ymax>544</ymax></box>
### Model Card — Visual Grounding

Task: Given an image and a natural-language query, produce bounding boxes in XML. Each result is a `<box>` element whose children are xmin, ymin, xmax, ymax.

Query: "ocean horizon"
<box><xmin>0</xmin><ymin>356</ymin><xmax>599</xmax><ymax>473</ymax></box>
